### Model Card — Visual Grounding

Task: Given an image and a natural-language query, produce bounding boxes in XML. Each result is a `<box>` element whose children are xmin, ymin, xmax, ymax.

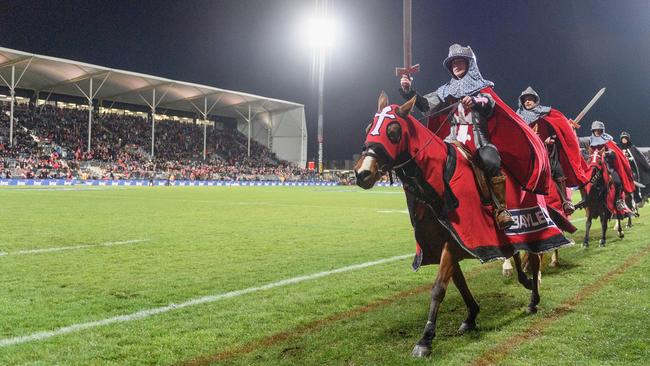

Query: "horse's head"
<box><xmin>354</xmin><ymin>92</ymin><xmax>416</xmax><ymax>189</ymax></box>
<box><xmin>587</xmin><ymin>149</ymin><xmax>606</xmax><ymax>188</ymax></box>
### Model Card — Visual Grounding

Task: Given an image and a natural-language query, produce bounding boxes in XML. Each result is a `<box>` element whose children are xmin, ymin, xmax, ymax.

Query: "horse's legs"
<box><xmin>599</xmin><ymin>214</ymin><xmax>608</xmax><ymax>247</ymax></box>
<box><xmin>628</xmin><ymin>212</ymin><xmax>634</xmax><ymax>228</ymax></box>
<box><xmin>617</xmin><ymin>217</ymin><xmax>625</xmax><ymax>239</ymax></box>
<box><xmin>550</xmin><ymin>250</ymin><xmax>559</xmax><ymax>267</ymax></box>
<box><xmin>411</xmin><ymin>244</ymin><xmax>455</xmax><ymax>358</ymax></box>
<box><xmin>512</xmin><ymin>252</ymin><xmax>533</xmax><ymax>290</ymax></box>
<box><xmin>452</xmin><ymin>265</ymin><xmax>480</xmax><ymax>334</ymax></box>
<box><xmin>502</xmin><ymin>258</ymin><xmax>513</xmax><ymax>277</ymax></box>
<box><xmin>526</xmin><ymin>253</ymin><xmax>541</xmax><ymax>314</ymax></box>
<box><xmin>583</xmin><ymin>214</ymin><xmax>592</xmax><ymax>248</ymax></box>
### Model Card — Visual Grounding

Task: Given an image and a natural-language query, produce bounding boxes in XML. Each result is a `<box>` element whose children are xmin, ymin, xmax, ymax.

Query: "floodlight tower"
<box><xmin>305</xmin><ymin>2</ymin><xmax>337</xmax><ymax>173</ymax></box>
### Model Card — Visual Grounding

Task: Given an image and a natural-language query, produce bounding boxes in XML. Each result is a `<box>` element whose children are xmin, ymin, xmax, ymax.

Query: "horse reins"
<box><xmin>361</xmin><ymin>101</ymin><xmax>460</xmax><ymax>185</ymax></box>
<box><xmin>391</xmin><ymin>101</ymin><xmax>459</xmax><ymax>171</ymax></box>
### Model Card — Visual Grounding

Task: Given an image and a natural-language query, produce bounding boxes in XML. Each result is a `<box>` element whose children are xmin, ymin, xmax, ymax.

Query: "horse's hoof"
<box><xmin>411</xmin><ymin>344</ymin><xmax>432</xmax><ymax>358</ymax></box>
<box><xmin>502</xmin><ymin>268</ymin><xmax>513</xmax><ymax>278</ymax></box>
<box><xmin>526</xmin><ymin>306</ymin><xmax>538</xmax><ymax>315</ymax></box>
<box><xmin>619</xmin><ymin>233</ymin><xmax>624</xmax><ymax>239</ymax></box>
<box><xmin>582</xmin><ymin>242</ymin><xmax>589</xmax><ymax>249</ymax></box>
<box><xmin>457</xmin><ymin>321</ymin><xmax>477</xmax><ymax>334</ymax></box>
<box><xmin>550</xmin><ymin>260</ymin><xmax>559</xmax><ymax>268</ymax></box>
<box><xmin>599</xmin><ymin>239</ymin><xmax>606</xmax><ymax>246</ymax></box>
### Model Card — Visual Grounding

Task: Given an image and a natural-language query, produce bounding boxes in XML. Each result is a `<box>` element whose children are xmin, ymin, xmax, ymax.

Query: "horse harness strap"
<box><xmin>395</xmin><ymin>142</ymin><xmax>458</xmax><ymax>219</ymax></box>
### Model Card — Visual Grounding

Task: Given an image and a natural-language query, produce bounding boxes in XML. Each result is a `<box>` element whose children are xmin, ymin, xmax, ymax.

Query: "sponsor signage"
<box><xmin>0</xmin><ymin>179</ymin><xmax>341</xmax><ymax>187</ymax></box>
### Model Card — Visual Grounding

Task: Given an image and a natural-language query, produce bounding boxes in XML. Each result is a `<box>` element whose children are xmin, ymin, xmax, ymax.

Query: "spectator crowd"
<box><xmin>0</xmin><ymin>102</ymin><xmax>346</xmax><ymax>183</ymax></box>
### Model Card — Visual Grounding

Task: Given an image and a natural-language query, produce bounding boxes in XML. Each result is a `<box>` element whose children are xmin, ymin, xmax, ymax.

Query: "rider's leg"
<box><xmin>610</xmin><ymin>170</ymin><xmax>628</xmax><ymax>211</ymax></box>
<box><xmin>477</xmin><ymin>144</ymin><xmax>514</xmax><ymax>230</ymax></box>
<box><xmin>555</xmin><ymin>177</ymin><xmax>575</xmax><ymax>215</ymax></box>
<box><xmin>549</xmin><ymin>147</ymin><xmax>575</xmax><ymax>215</ymax></box>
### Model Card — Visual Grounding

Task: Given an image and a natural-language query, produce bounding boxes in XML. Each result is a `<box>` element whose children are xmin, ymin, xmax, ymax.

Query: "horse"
<box><xmin>354</xmin><ymin>92</ymin><xmax>552</xmax><ymax>358</ymax></box>
<box><xmin>579</xmin><ymin>149</ymin><xmax>626</xmax><ymax>247</ymax></box>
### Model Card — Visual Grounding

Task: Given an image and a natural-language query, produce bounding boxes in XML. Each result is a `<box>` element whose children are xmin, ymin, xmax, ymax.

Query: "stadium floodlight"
<box><xmin>303</xmin><ymin>16</ymin><xmax>339</xmax><ymax>50</ymax></box>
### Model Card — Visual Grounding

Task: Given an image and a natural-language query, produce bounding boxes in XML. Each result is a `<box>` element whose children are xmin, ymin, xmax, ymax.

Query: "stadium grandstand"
<box><xmin>0</xmin><ymin>47</ymin><xmax>344</xmax><ymax>184</ymax></box>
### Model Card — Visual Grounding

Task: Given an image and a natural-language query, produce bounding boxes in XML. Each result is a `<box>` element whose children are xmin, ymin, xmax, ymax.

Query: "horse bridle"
<box><xmin>360</xmin><ymin>101</ymin><xmax>460</xmax><ymax>182</ymax></box>
<box><xmin>360</xmin><ymin>144</ymin><xmax>398</xmax><ymax>176</ymax></box>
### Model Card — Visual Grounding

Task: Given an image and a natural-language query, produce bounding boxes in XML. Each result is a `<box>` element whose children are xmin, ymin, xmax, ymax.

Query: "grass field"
<box><xmin>0</xmin><ymin>186</ymin><xmax>648</xmax><ymax>365</ymax></box>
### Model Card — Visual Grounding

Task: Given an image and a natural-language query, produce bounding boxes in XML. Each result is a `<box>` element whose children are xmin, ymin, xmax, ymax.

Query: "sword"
<box><xmin>395</xmin><ymin>0</ymin><xmax>420</xmax><ymax>77</ymax></box>
<box><xmin>570</xmin><ymin>87</ymin><xmax>606</xmax><ymax>129</ymax></box>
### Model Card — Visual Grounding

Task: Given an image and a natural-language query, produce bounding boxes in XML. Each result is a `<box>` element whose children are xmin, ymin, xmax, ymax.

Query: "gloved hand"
<box><xmin>400</xmin><ymin>75</ymin><xmax>412</xmax><ymax>93</ymax></box>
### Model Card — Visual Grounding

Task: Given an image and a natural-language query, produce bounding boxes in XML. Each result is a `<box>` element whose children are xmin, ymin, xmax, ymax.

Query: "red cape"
<box><xmin>606</xmin><ymin>141</ymin><xmax>635</xmax><ymax>193</ymax></box>
<box><xmin>534</xmin><ymin>109</ymin><xmax>589</xmax><ymax>187</ymax></box>
<box><xmin>428</xmin><ymin>87</ymin><xmax>550</xmax><ymax>194</ymax></box>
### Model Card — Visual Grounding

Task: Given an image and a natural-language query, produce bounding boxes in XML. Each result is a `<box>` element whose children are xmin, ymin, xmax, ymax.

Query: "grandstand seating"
<box><xmin>0</xmin><ymin>101</ymin><xmax>331</xmax><ymax>182</ymax></box>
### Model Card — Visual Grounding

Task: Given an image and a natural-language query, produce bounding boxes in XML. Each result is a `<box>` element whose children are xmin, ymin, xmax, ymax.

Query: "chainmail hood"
<box><xmin>620</xmin><ymin>131</ymin><xmax>632</xmax><ymax>147</ymax></box>
<box><xmin>590</xmin><ymin>120</ymin><xmax>613</xmax><ymax>146</ymax></box>
<box><xmin>436</xmin><ymin>44</ymin><xmax>494</xmax><ymax>100</ymax></box>
<box><xmin>516</xmin><ymin>86</ymin><xmax>551</xmax><ymax>124</ymax></box>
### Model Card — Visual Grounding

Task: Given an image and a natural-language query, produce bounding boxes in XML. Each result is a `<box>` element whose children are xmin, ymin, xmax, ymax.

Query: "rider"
<box><xmin>516</xmin><ymin>86</ymin><xmax>589</xmax><ymax>215</ymax></box>
<box><xmin>589</xmin><ymin>121</ymin><xmax>635</xmax><ymax>211</ymax></box>
<box><xmin>618</xmin><ymin>131</ymin><xmax>650</xmax><ymax>204</ymax></box>
<box><xmin>399</xmin><ymin>44</ymin><xmax>514</xmax><ymax>229</ymax></box>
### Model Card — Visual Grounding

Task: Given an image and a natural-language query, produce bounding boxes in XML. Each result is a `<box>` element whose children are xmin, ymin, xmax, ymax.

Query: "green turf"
<box><xmin>0</xmin><ymin>186</ymin><xmax>647</xmax><ymax>365</ymax></box>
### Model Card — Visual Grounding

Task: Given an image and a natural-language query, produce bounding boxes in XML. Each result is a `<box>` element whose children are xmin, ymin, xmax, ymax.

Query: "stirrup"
<box><xmin>496</xmin><ymin>209</ymin><xmax>515</xmax><ymax>230</ymax></box>
<box><xmin>615</xmin><ymin>199</ymin><xmax>628</xmax><ymax>211</ymax></box>
<box><xmin>562</xmin><ymin>201</ymin><xmax>576</xmax><ymax>215</ymax></box>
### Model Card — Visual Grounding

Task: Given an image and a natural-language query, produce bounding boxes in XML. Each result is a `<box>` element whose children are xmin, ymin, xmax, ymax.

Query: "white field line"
<box><xmin>0</xmin><ymin>216</ymin><xmax>598</xmax><ymax>345</ymax></box>
<box><xmin>377</xmin><ymin>209</ymin><xmax>409</xmax><ymax>214</ymax></box>
<box><xmin>0</xmin><ymin>253</ymin><xmax>412</xmax><ymax>347</ymax></box>
<box><xmin>0</xmin><ymin>239</ymin><xmax>150</xmax><ymax>257</ymax></box>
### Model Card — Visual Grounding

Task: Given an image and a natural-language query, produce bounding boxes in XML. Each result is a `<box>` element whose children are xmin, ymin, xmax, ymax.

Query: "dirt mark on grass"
<box><xmin>179</xmin><ymin>262</ymin><xmax>498</xmax><ymax>365</ymax></box>
<box><xmin>470</xmin><ymin>243</ymin><xmax>650</xmax><ymax>366</ymax></box>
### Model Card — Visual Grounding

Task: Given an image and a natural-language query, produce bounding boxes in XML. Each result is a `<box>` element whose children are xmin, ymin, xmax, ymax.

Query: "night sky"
<box><xmin>1</xmin><ymin>0</ymin><xmax>649</xmax><ymax>161</ymax></box>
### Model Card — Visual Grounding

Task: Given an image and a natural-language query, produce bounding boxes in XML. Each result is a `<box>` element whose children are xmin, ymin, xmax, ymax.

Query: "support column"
<box><xmin>317</xmin><ymin>47</ymin><xmax>325</xmax><ymax>173</ymax></box>
<box><xmin>151</xmin><ymin>89</ymin><xmax>156</xmax><ymax>158</ymax></box>
<box><xmin>87</xmin><ymin>78</ymin><xmax>93</xmax><ymax>153</ymax></box>
<box><xmin>301</xmin><ymin>112</ymin><xmax>306</xmax><ymax>168</ymax></box>
<box><xmin>203</xmin><ymin>122</ymin><xmax>207</xmax><ymax>160</ymax></box>
<box><xmin>247</xmin><ymin>104</ymin><xmax>251</xmax><ymax>158</ymax></box>
<box><xmin>9</xmin><ymin>69</ymin><xmax>14</xmax><ymax>146</ymax></box>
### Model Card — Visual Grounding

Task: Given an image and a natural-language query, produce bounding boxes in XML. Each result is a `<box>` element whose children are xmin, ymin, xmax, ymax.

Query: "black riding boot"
<box><xmin>555</xmin><ymin>177</ymin><xmax>575</xmax><ymax>215</ymax></box>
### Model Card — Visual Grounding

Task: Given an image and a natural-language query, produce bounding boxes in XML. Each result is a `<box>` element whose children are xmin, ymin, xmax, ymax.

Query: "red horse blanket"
<box><xmin>413</xmin><ymin>142</ymin><xmax>571</xmax><ymax>267</ymax></box>
<box><xmin>586</xmin><ymin>150</ymin><xmax>632</xmax><ymax>218</ymax></box>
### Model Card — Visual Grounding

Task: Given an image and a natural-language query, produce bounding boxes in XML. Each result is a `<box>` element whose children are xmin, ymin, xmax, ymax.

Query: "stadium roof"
<box><xmin>0</xmin><ymin>47</ymin><xmax>303</xmax><ymax>120</ymax></box>
<box><xmin>0</xmin><ymin>47</ymin><xmax>307</xmax><ymax>165</ymax></box>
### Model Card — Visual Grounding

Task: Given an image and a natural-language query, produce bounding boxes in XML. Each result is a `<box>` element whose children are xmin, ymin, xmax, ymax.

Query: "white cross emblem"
<box><xmin>370</xmin><ymin>106</ymin><xmax>395</xmax><ymax>136</ymax></box>
<box><xmin>455</xmin><ymin>104</ymin><xmax>472</xmax><ymax>143</ymax></box>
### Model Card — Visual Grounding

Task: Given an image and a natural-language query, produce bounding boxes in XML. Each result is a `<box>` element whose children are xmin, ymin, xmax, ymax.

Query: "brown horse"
<box><xmin>354</xmin><ymin>92</ymin><xmax>542</xmax><ymax>358</ymax></box>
